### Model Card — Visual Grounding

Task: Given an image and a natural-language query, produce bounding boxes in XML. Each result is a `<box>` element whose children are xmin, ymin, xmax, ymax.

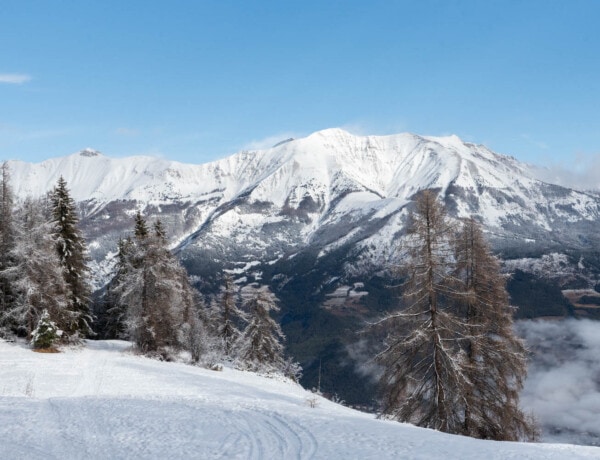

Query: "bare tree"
<box><xmin>375</xmin><ymin>190</ymin><xmax>537</xmax><ymax>441</ymax></box>
<box><xmin>376</xmin><ymin>189</ymin><xmax>468</xmax><ymax>433</ymax></box>
<box><xmin>453</xmin><ymin>217</ymin><xmax>537</xmax><ymax>441</ymax></box>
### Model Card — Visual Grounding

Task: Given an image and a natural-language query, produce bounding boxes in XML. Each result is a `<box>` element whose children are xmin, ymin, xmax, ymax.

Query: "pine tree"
<box><xmin>239</xmin><ymin>288</ymin><xmax>285</xmax><ymax>372</ymax></box>
<box><xmin>375</xmin><ymin>189</ymin><xmax>468</xmax><ymax>433</ymax></box>
<box><xmin>51</xmin><ymin>176</ymin><xmax>93</xmax><ymax>338</ymax></box>
<box><xmin>215</xmin><ymin>273</ymin><xmax>246</xmax><ymax>357</ymax></box>
<box><xmin>1</xmin><ymin>198</ymin><xmax>72</xmax><ymax>338</ymax></box>
<box><xmin>453</xmin><ymin>217</ymin><xmax>536</xmax><ymax>441</ymax></box>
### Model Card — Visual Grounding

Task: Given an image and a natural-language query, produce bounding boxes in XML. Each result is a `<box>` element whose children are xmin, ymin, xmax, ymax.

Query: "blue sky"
<box><xmin>1</xmin><ymin>0</ymin><xmax>599</xmax><ymax>169</ymax></box>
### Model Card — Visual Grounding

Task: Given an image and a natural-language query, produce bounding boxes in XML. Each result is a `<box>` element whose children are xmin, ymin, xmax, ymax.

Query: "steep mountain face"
<box><xmin>8</xmin><ymin>129</ymin><xmax>600</xmax><ymax>403</ymax></box>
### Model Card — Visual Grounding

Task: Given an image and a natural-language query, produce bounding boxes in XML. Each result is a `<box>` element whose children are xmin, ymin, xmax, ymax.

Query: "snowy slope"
<box><xmin>0</xmin><ymin>339</ymin><xmax>598</xmax><ymax>460</ymax></box>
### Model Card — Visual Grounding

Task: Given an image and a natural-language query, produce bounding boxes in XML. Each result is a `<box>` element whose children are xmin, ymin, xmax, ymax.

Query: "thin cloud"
<box><xmin>341</xmin><ymin>120</ymin><xmax>410</xmax><ymax>137</ymax></box>
<box><xmin>0</xmin><ymin>73</ymin><xmax>32</xmax><ymax>84</ymax></box>
<box><xmin>530</xmin><ymin>152</ymin><xmax>600</xmax><ymax>191</ymax></box>
<box><xmin>521</xmin><ymin>133</ymin><xmax>549</xmax><ymax>150</ymax></box>
<box><xmin>115</xmin><ymin>127</ymin><xmax>140</xmax><ymax>136</ymax></box>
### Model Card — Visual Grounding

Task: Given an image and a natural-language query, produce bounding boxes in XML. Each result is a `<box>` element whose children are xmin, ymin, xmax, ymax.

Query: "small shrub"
<box><xmin>306</xmin><ymin>395</ymin><xmax>319</xmax><ymax>408</ymax></box>
<box><xmin>31</xmin><ymin>310</ymin><xmax>62</xmax><ymax>350</ymax></box>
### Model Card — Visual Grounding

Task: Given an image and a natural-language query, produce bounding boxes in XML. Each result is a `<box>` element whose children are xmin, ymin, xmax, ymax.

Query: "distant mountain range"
<box><xmin>8</xmin><ymin>128</ymin><xmax>600</xmax><ymax>403</ymax></box>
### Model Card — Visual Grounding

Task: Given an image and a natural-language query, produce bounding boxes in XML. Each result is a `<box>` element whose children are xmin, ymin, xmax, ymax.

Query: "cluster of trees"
<box><xmin>0</xmin><ymin>168</ymin><xmax>92</xmax><ymax>345</ymax></box>
<box><xmin>99</xmin><ymin>211</ymin><xmax>298</xmax><ymax>377</ymax></box>
<box><xmin>374</xmin><ymin>190</ymin><xmax>537</xmax><ymax>441</ymax></box>
<box><xmin>0</xmin><ymin>165</ymin><xmax>296</xmax><ymax>378</ymax></box>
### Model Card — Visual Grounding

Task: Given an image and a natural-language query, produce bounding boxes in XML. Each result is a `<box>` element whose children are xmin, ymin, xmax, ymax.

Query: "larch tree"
<box><xmin>239</xmin><ymin>287</ymin><xmax>286</xmax><ymax>372</ymax></box>
<box><xmin>453</xmin><ymin>217</ymin><xmax>537</xmax><ymax>441</ymax></box>
<box><xmin>375</xmin><ymin>190</ymin><xmax>537</xmax><ymax>441</ymax></box>
<box><xmin>51</xmin><ymin>176</ymin><xmax>93</xmax><ymax>338</ymax></box>
<box><xmin>375</xmin><ymin>189</ymin><xmax>469</xmax><ymax>433</ymax></box>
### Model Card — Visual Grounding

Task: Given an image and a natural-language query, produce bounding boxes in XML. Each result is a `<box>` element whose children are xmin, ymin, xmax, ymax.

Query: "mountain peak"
<box><xmin>78</xmin><ymin>148</ymin><xmax>102</xmax><ymax>157</ymax></box>
<box><xmin>421</xmin><ymin>133</ymin><xmax>465</xmax><ymax>147</ymax></box>
<box><xmin>310</xmin><ymin>127</ymin><xmax>353</xmax><ymax>139</ymax></box>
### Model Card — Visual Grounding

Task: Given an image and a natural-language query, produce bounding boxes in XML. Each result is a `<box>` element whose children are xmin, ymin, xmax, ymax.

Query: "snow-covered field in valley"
<box><xmin>0</xmin><ymin>340</ymin><xmax>598</xmax><ymax>459</ymax></box>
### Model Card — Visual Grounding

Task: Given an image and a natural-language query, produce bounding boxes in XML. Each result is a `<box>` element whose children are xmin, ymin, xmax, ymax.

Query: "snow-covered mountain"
<box><xmin>8</xmin><ymin>128</ymin><xmax>600</xmax><ymax>409</ymax></box>
<box><xmin>8</xmin><ymin>128</ymin><xmax>600</xmax><ymax>280</ymax></box>
<box><xmin>1</xmin><ymin>339</ymin><xmax>598</xmax><ymax>459</ymax></box>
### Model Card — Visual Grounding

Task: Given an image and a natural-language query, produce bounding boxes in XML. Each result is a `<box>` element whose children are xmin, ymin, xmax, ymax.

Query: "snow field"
<box><xmin>1</xmin><ymin>340</ymin><xmax>599</xmax><ymax>459</ymax></box>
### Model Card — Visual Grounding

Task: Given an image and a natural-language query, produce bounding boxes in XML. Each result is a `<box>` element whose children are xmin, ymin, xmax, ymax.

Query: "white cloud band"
<box><xmin>0</xmin><ymin>73</ymin><xmax>32</xmax><ymax>84</ymax></box>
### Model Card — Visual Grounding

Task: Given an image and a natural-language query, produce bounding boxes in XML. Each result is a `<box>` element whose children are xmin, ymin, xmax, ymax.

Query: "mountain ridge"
<box><xmin>6</xmin><ymin>128</ymin><xmax>600</xmax><ymax>282</ymax></box>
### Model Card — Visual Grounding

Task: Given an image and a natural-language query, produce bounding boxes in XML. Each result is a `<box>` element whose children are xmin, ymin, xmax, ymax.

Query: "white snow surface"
<box><xmin>0</xmin><ymin>340</ymin><xmax>598</xmax><ymax>459</ymax></box>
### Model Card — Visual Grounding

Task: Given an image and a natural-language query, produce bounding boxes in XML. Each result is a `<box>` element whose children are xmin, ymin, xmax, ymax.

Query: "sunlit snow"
<box><xmin>1</xmin><ymin>340</ymin><xmax>599</xmax><ymax>459</ymax></box>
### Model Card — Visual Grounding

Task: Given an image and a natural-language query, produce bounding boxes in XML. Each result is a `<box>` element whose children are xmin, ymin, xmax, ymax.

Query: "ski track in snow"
<box><xmin>0</xmin><ymin>398</ymin><xmax>319</xmax><ymax>459</ymax></box>
<box><xmin>1</xmin><ymin>340</ymin><xmax>599</xmax><ymax>459</ymax></box>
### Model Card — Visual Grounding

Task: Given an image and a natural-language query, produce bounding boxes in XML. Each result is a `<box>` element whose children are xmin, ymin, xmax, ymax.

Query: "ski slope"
<box><xmin>0</xmin><ymin>340</ymin><xmax>598</xmax><ymax>459</ymax></box>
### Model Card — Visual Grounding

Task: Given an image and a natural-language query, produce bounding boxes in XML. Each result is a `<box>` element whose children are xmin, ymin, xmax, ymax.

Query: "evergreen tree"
<box><xmin>453</xmin><ymin>217</ymin><xmax>536</xmax><ymax>441</ymax></box>
<box><xmin>0</xmin><ymin>162</ymin><xmax>15</xmax><ymax>259</ymax></box>
<box><xmin>115</xmin><ymin>215</ymin><xmax>199</xmax><ymax>358</ymax></box>
<box><xmin>215</xmin><ymin>273</ymin><xmax>246</xmax><ymax>357</ymax></box>
<box><xmin>153</xmin><ymin>219</ymin><xmax>167</xmax><ymax>243</ymax></box>
<box><xmin>31</xmin><ymin>309</ymin><xmax>62</xmax><ymax>349</ymax></box>
<box><xmin>134</xmin><ymin>211</ymin><xmax>149</xmax><ymax>240</ymax></box>
<box><xmin>0</xmin><ymin>162</ymin><xmax>16</xmax><ymax>333</ymax></box>
<box><xmin>101</xmin><ymin>237</ymin><xmax>134</xmax><ymax>339</ymax></box>
<box><xmin>1</xmin><ymin>198</ymin><xmax>72</xmax><ymax>338</ymax></box>
<box><xmin>51</xmin><ymin>176</ymin><xmax>93</xmax><ymax>337</ymax></box>
<box><xmin>239</xmin><ymin>288</ymin><xmax>285</xmax><ymax>372</ymax></box>
<box><xmin>375</xmin><ymin>189</ymin><xmax>468</xmax><ymax>433</ymax></box>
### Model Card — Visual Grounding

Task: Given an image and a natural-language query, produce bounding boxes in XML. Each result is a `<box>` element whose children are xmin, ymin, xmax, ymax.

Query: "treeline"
<box><xmin>0</xmin><ymin>165</ymin><xmax>298</xmax><ymax>379</ymax></box>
